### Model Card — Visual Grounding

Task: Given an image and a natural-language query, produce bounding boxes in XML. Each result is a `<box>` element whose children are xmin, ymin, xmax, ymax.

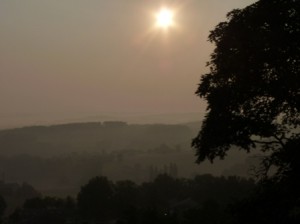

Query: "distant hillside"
<box><xmin>0</xmin><ymin>121</ymin><xmax>195</xmax><ymax>157</ymax></box>
<box><xmin>0</xmin><ymin>112</ymin><xmax>205</xmax><ymax>130</ymax></box>
<box><xmin>0</xmin><ymin>121</ymin><xmax>257</xmax><ymax>196</ymax></box>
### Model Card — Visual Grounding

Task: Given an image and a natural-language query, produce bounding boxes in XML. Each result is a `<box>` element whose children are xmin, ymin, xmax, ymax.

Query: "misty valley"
<box><xmin>0</xmin><ymin>121</ymin><xmax>257</xmax><ymax>223</ymax></box>
<box><xmin>0</xmin><ymin>122</ymin><xmax>256</xmax><ymax>194</ymax></box>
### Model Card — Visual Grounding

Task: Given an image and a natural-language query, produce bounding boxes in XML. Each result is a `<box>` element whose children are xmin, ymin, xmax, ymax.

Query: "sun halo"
<box><xmin>155</xmin><ymin>8</ymin><xmax>174</xmax><ymax>29</ymax></box>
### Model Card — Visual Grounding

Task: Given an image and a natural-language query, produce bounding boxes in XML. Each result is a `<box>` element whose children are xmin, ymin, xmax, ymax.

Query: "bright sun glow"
<box><xmin>155</xmin><ymin>8</ymin><xmax>174</xmax><ymax>29</ymax></box>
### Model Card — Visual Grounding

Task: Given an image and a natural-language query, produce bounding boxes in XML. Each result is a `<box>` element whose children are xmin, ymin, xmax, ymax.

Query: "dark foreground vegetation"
<box><xmin>0</xmin><ymin>174</ymin><xmax>255</xmax><ymax>224</ymax></box>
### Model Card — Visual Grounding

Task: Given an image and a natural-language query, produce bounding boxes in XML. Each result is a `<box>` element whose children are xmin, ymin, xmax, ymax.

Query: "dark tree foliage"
<box><xmin>9</xmin><ymin>196</ymin><xmax>76</xmax><ymax>224</ymax></box>
<box><xmin>77</xmin><ymin>176</ymin><xmax>114</xmax><ymax>221</ymax></box>
<box><xmin>7</xmin><ymin>175</ymin><xmax>255</xmax><ymax>224</ymax></box>
<box><xmin>193</xmin><ymin>1</ymin><xmax>300</xmax><ymax>223</ymax></box>
<box><xmin>0</xmin><ymin>195</ymin><xmax>6</xmax><ymax>223</ymax></box>
<box><xmin>192</xmin><ymin>0</ymin><xmax>300</xmax><ymax>180</ymax></box>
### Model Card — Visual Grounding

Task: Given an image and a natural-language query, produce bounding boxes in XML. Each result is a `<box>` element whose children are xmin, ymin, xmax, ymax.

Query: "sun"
<box><xmin>155</xmin><ymin>8</ymin><xmax>174</xmax><ymax>29</ymax></box>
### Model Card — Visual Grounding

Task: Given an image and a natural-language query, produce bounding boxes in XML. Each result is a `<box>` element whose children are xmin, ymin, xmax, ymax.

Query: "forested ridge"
<box><xmin>0</xmin><ymin>122</ymin><xmax>193</xmax><ymax>156</ymax></box>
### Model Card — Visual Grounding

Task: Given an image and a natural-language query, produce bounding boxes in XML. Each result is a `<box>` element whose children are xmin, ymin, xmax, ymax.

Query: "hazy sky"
<box><xmin>0</xmin><ymin>0</ymin><xmax>256</xmax><ymax>127</ymax></box>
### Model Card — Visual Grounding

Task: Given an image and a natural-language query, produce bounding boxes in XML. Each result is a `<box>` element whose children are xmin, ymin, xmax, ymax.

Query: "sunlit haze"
<box><xmin>155</xmin><ymin>8</ymin><xmax>174</xmax><ymax>29</ymax></box>
<box><xmin>0</xmin><ymin>0</ymin><xmax>257</xmax><ymax>128</ymax></box>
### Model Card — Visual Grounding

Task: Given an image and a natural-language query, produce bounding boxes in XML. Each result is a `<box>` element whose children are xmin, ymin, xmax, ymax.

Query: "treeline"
<box><xmin>0</xmin><ymin>181</ymin><xmax>39</xmax><ymax>218</ymax></box>
<box><xmin>0</xmin><ymin>147</ymin><xmax>184</xmax><ymax>196</ymax></box>
<box><xmin>0</xmin><ymin>122</ymin><xmax>193</xmax><ymax>157</ymax></box>
<box><xmin>0</xmin><ymin>174</ymin><xmax>255</xmax><ymax>224</ymax></box>
<box><xmin>0</xmin><ymin>148</ymin><xmax>255</xmax><ymax>197</ymax></box>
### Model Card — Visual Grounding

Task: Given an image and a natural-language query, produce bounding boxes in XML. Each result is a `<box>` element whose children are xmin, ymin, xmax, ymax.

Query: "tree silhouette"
<box><xmin>192</xmin><ymin>0</ymin><xmax>300</xmax><ymax>180</ymax></box>
<box><xmin>0</xmin><ymin>195</ymin><xmax>6</xmax><ymax>224</ymax></box>
<box><xmin>77</xmin><ymin>176</ymin><xmax>114</xmax><ymax>221</ymax></box>
<box><xmin>192</xmin><ymin>0</ymin><xmax>300</xmax><ymax>222</ymax></box>
<box><xmin>9</xmin><ymin>196</ymin><xmax>75</xmax><ymax>224</ymax></box>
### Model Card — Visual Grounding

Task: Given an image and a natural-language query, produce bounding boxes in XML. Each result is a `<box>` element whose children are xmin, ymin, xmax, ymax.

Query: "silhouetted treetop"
<box><xmin>77</xmin><ymin>176</ymin><xmax>114</xmax><ymax>221</ymax></box>
<box><xmin>193</xmin><ymin>0</ymin><xmax>300</xmax><ymax>178</ymax></box>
